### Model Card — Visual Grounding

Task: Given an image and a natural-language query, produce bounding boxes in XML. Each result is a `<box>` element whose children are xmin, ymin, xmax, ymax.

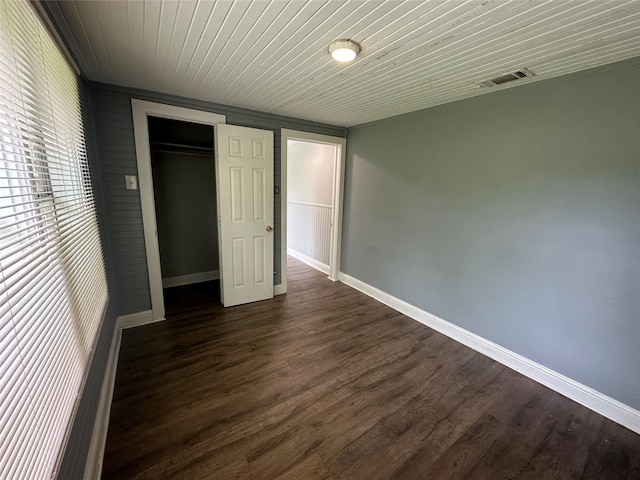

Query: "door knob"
<box><xmin>266</xmin><ymin>226</ymin><xmax>273</xmax><ymax>232</ymax></box>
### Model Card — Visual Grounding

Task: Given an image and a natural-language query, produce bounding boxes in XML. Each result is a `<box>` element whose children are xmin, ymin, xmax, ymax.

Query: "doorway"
<box><xmin>132</xmin><ymin>100</ymin><xmax>226</xmax><ymax>321</ymax></box>
<box><xmin>287</xmin><ymin>139</ymin><xmax>337</xmax><ymax>274</ymax></box>
<box><xmin>132</xmin><ymin>100</ymin><xmax>276</xmax><ymax>319</ymax></box>
<box><xmin>281</xmin><ymin>129</ymin><xmax>346</xmax><ymax>290</ymax></box>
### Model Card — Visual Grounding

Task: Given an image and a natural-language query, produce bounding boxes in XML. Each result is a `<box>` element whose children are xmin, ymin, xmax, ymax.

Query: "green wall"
<box><xmin>342</xmin><ymin>58</ymin><xmax>640</xmax><ymax>409</ymax></box>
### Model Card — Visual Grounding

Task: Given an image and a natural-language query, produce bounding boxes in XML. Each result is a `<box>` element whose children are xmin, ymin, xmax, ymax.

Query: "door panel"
<box><xmin>216</xmin><ymin>124</ymin><xmax>274</xmax><ymax>306</ymax></box>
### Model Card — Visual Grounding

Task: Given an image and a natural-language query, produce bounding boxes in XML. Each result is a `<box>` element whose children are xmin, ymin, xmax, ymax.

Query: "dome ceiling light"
<box><xmin>328</xmin><ymin>39</ymin><xmax>361</xmax><ymax>63</ymax></box>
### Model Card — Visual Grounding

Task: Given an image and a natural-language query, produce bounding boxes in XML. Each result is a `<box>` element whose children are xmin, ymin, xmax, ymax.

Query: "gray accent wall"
<box><xmin>341</xmin><ymin>58</ymin><xmax>640</xmax><ymax>409</ymax></box>
<box><xmin>89</xmin><ymin>82</ymin><xmax>346</xmax><ymax>316</ymax></box>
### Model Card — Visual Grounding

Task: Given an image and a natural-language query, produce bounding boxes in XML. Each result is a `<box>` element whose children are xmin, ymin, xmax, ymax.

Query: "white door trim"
<box><xmin>131</xmin><ymin>99</ymin><xmax>226</xmax><ymax>321</ymax></box>
<box><xmin>281</xmin><ymin>129</ymin><xmax>346</xmax><ymax>288</ymax></box>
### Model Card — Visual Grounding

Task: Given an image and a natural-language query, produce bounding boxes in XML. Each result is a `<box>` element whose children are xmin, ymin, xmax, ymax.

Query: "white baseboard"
<box><xmin>338</xmin><ymin>271</ymin><xmax>640</xmax><ymax>435</ymax></box>
<box><xmin>83</xmin><ymin>318</ymin><xmax>122</xmax><ymax>480</ymax></box>
<box><xmin>287</xmin><ymin>248</ymin><xmax>329</xmax><ymax>275</ymax></box>
<box><xmin>83</xmin><ymin>310</ymin><xmax>163</xmax><ymax>479</ymax></box>
<box><xmin>274</xmin><ymin>283</ymin><xmax>287</xmax><ymax>296</ymax></box>
<box><xmin>162</xmin><ymin>270</ymin><xmax>219</xmax><ymax>288</ymax></box>
<box><xmin>118</xmin><ymin>309</ymin><xmax>159</xmax><ymax>329</ymax></box>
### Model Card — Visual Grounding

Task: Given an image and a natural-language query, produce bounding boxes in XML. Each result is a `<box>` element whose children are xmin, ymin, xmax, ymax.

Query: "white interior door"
<box><xmin>215</xmin><ymin>124</ymin><xmax>274</xmax><ymax>307</ymax></box>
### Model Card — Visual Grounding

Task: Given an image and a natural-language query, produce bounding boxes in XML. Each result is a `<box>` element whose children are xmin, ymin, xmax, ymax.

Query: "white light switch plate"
<box><xmin>125</xmin><ymin>175</ymin><xmax>138</xmax><ymax>190</ymax></box>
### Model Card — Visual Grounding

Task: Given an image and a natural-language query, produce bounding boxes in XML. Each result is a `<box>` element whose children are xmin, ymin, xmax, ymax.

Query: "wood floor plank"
<box><xmin>582</xmin><ymin>418</ymin><xmax>640</xmax><ymax>479</ymax></box>
<box><xmin>425</xmin><ymin>413</ymin><xmax>509</xmax><ymax>480</ymax></box>
<box><xmin>274</xmin><ymin>453</ymin><xmax>333</xmax><ymax>480</ymax></box>
<box><xmin>101</xmin><ymin>257</ymin><xmax>640</xmax><ymax>480</ymax></box>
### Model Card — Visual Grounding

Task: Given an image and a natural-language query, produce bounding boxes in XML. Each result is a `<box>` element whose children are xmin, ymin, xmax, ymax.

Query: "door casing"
<box><xmin>131</xmin><ymin>101</ymin><xmax>343</xmax><ymax>320</ymax></box>
<box><xmin>280</xmin><ymin>129</ymin><xmax>347</xmax><ymax>291</ymax></box>
<box><xmin>131</xmin><ymin>99</ymin><xmax>225</xmax><ymax>321</ymax></box>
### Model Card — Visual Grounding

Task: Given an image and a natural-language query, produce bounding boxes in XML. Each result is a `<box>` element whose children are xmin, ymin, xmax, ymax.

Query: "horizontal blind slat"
<box><xmin>0</xmin><ymin>1</ymin><xmax>109</xmax><ymax>478</ymax></box>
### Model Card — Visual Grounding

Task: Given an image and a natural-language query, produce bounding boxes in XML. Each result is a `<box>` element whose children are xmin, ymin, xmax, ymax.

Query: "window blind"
<box><xmin>0</xmin><ymin>1</ymin><xmax>108</xmax><ymax>478</ymax></box>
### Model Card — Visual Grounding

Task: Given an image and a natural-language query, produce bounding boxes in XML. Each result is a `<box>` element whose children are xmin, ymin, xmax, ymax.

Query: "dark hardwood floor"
<box><xmin>102</xmin><ymin>257</ymin><xmax>640</xmax><ymax>479</ymax></box>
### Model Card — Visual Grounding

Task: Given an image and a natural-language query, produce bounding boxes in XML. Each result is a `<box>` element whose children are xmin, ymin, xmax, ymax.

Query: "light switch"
<box><xmin>125</xmin><ymin>175</ymin><xmax>138</xmax><ymax>190</ymax></box>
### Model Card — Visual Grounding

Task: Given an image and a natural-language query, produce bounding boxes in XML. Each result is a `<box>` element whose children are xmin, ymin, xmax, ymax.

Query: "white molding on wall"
<box><xmin>83</xmin><ymin>328</ymin><xmax>120</xmax><ymax>480</ymax></box>
<box><xmin>131</xmin><ymin>99</ymin><xmax>226</xmax><ymax>323</ymax></box>
<box><xmin>288</xmin><ymin>248</ymin><xmax>330</xmax><ymax>275</ymax></box>
<box><xmin>281</xmin><ymin>129</ymin><xmax>346</xmax><ymax>285</ymax></box>
<box><xmin>59</xmin><ymin>298</ymin><xmax>110</xmax><ymax>479</ymax></box>
<box><xmin>287</xmin><ymin>201</ymin><xmax>332</xmax><ymax>268</ymax></box>
<box><xmin>83</xmin><ymin>310</ymin><xmax>160</xmax><ymax>479</ymax></box>
<box><xmin>162</xmin><ymin>270</ymin><xmax>220</xmax><ymax>288</ymax></box>
<box><xmin>338</xmin><ymin>271</ymin><xmax>640</xmax><ymax>435</ymax></box>
<box><xmin>288</xmin><ymin>200</ymin><xmax>333</xmax><ymax>208</ymax></box>
<box><xmin>274</xmin><ymin>283</ymin><xmax>287</xmax><ymax>296</ymax></box>
<box><xmin>118</xmin><ymin>309</ymin><xmax>159</xmax><ymax>329</ymax></box>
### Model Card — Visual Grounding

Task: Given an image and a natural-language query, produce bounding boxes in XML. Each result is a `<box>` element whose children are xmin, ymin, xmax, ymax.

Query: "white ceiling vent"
<box><xmin>479</xmin><ymin>68</ymin><xmax>535</xmax><ymax>87</ymax></box>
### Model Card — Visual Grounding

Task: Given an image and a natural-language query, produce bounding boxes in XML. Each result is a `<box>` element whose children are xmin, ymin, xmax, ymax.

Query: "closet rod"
<box><xmin>152</xmin><ymin>149</ymin><xmax>213</xmax><ymax>158</ymax></box>
<box><xmin>150</xmin><ymin>141</ymin><xmax>213</xmax><ymax>152</ymax></box>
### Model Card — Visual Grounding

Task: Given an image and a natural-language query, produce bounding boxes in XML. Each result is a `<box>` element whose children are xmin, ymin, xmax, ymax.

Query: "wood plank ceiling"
<box><xmin>54</xmin><ymin>0</ymin><xmax>640</xmax><ymax>127</ymax></box>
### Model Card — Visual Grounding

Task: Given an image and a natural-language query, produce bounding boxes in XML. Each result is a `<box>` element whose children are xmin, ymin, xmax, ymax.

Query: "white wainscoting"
<box><xmin>287</xmin><ymin>201</ymin><xmax>332</xmax><ymax>269</ymax></box>
<box><xmin>287</xmin><ymin>248</ymin><xmax>330</xmax><ymax>274</ymax></box>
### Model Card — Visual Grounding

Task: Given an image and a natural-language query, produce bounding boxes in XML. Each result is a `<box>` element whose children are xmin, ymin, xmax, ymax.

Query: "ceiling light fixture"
<box><xmin>328</xmin><ymin>39</ymin><xmax>361</xmax><ymax>62</ymax></box>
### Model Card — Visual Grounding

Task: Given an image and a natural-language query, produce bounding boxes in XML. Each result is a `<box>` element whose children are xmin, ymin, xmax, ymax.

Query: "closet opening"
<box><xmin>147</xmin><ymin>116</ymin><xmax>219</xmax><ymax>303</ymax></box>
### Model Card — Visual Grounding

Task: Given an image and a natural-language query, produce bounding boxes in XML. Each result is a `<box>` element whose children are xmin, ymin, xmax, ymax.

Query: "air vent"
<box><xmin>479</xmin><ymin>68</ymin><xmax>535</xmax><ymax>87</ymax></box>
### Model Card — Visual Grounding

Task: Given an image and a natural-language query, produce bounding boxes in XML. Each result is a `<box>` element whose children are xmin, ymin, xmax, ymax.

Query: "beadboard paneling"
<box><xmin>50</xmin><ymin>0</ymin><xmax>640</xmax><ymax>127</ymax></box>
<box><xmin>288</xmin><ymin>201</ymin><xmax>332</xmax><ymax>268</ymax></box>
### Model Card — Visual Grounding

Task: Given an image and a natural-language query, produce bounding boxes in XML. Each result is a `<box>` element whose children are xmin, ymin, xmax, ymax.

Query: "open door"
<box><xmin>215</xmin><ymin>124</ymin><xmax>274</xmax><ymax>307</ymax></box>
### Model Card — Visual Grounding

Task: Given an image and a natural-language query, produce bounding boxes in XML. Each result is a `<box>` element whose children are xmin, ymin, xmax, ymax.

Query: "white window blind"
<box><xmin>0</xmin><ymin>1</ymin><xmax>108</xmax><ymax>479</ymax></box>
